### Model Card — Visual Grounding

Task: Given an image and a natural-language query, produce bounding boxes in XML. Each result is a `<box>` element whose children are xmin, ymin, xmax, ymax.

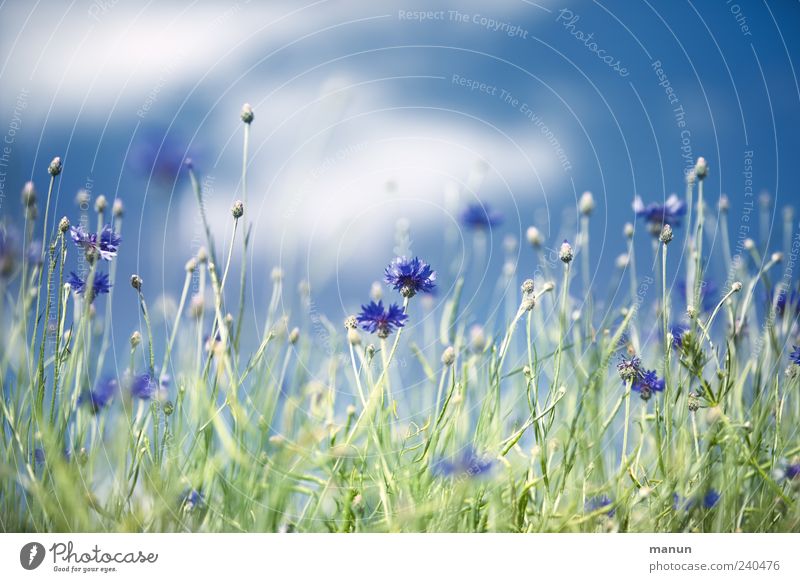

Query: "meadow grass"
<box><xmin>1</xmin><ymin>114</ymin><xmax>799</xmax><ymax>533</ymax></box>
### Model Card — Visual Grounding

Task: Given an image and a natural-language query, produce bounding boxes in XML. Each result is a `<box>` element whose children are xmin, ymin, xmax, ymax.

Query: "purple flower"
<box><xmin>784</xmin><ymin>463</ymin><xmax>800</xmax><ymax>480</ymax></box>
<box><xmin>66</xmin><ymin>271</ymin><xmax>112</xmax><ymax>300</ymax></box>
<box><xmin>181</xmin><ymin>488</ymin><xmax>204</xmax><ymax>511</ymax></box>
<box><xmin>679</xmin><ymin>280</ymin><xmax>718</xmax><ymax>312</ymax></box>
<box><xmin>70</xmin><ymin>224</ymin><xmax>121</xmax><ymax>261</ymax></box>
<box><xmin>585</xmin><ymin>495</ymin><xmax>615</xmax><ymax>517</ymax></box>
<box><xmin>460</xmin><ymin>202</ymin><xmax>503</xmax><ymax>230</ymax></box>
<box><xmin>703</xmin><ymin>489</ymin><xmax>720</xmax><ymax>509</ymax></box>
<box><xmin>357</xmin><ymin>300</ymin><xmax>408</xmax><ymax>338</ymax></box>
<box><xmin>384</xmin><ymin>256</ymin><xmax>436</xmax><ymax>298</ymax></box>
<box><xmin>432</xmin><ymin>447</ymin><xmax>493</xmax><ymax>478</ymax></box>
<box><xmin>673</xmin><ymin>489</ymin><xmax>720</xmax><ymax>511</ymax></box>
<box><xmin>617</xmin><ymin>355</ymin><xmax>643</xmax><ymax>383</ymax></box>
<box><xmin>130</xmin><ymin>373</ymin><xmax>157</xmax><ymax>400</ymax></box>
<box><xmin>790</xmin><ymin>346</ymin><xmax>800</xmax><ymax>367</ymax></box>
<box><xmin>632</xmin><ymin>369</ymin><xmax>665</xmax><ymax>401</ymax></box>
<box><xmin>670</xmin><ymin>324</ymin><xmax>688</xmax><ymax>349</ymax></box>
<box><xmin>633</xmin><ymin>194</ymin><xmax>687</xmax><ymax>235</ymax></box>
<box><xmin>0</xmin><ymin>227</ymin><xmax>18</xmax><ymax>277</ymax></box>
<box><xmin>79</xmin><ymin>377</ymin><xmax>118</xmax><ymax>413</ymax></box>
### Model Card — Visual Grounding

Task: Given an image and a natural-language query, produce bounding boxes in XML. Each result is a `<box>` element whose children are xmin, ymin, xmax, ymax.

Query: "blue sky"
<box><xmin>1</xmin><ymin>0</ymin><xmax>798</xmax><ymax>342</ymax></box>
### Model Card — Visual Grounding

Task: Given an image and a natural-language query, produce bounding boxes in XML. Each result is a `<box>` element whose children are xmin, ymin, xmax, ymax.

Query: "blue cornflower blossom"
<box><xmin>357</xmin><ymin>300</ymin><xmax>408</xmax><ymax>339</ymax></box>
<box><xmin>70</xmin><ymin>224</ymin><xmax>121</xmax><ymax>261</ymax></box>
<box><xmin>79</xmin><ymin>377</ymin><xmax>118</xmax><ymax>413</ymax></box>
<box><xmin>432</xmin><ymin>447</ymin><xmax>493</xmax><ymax>478</ymax></box>
<box><xmin>66</xmin><ymin>271</ymin><xmax>112</xmax><ymax>301</ymax></box>
<box><xmin>632</xmin><ymin>369</ymin><xmax>665</xmax><ymax>401</ymax></box>
<box><xmin>584</xmin><ymin>495</ymin><xmax>615</xmax><ymax>517</ymax></box>
<box><xmin>772</xmin><ymin>286</ymin><xmax>800</xmax><ymax>318</ymax></box>
<box><xmin>384</xmin><ymin>256</ymin><xmax>436</xmax><ymax>298</ymax></box>
<box><xmin>703</xmin><ymin>489</ymin><xmax>721</xmax><ymax>509</ymax></box>
<box><xmin>181</xmin><ymin>488</ymin><xmax>205</xmax><ymax>511</ymax></box>
<box><xmin>460</xmin><ymin>202</ymin><xmax>503</xmax><ymax>230</ymax></box>
<box><xmin>617</xmin><ymin>355</ymin><xmax>643</xmax><ymax>383</ymax></box>
<box><xmin>673</xmin><ymin>489</ymin><xmax>720</xmax><ymax>512</ymax></box>
<box><xmin>670</xmin><ymin>324</ymin><xmax>688</xmax><ymax>349</ymax></box>
<box><xmin>784</xmin><ymin>462</ymin><xmax>800</xmax><ymax>480</ymax></box>
<box><xmin>33</xmin><ymin>448</ymin><xmax>46</xmax><ymax>465</ymax></box>
<box><xmin>633</xmin><ymin>194</ymin><xmax>687</xmax><ymax>235</ymax></box>
<box><xmin>0</xmin><ymin>227</ymin><xmax>18</xmax><ymax>277</ymax></box>
<box><xmin>790</xmin><ymin>346</ymin><xmax>800</xmax><ymax>366</ymax></box>
<box><xmin>130</xmin><ymin>373</ymin><xmax>157</xmax><ymax>400</ymax></box>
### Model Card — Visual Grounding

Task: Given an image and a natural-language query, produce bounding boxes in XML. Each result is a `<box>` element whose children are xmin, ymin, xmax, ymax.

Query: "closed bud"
<box><xmin>240</xmin><ymin>103</ymin><xmax>254</xmax><ymax>124</ymax></box>
<box><xmin>469</xmin><ymin>325</ymin><xmax>486</xmax><ymax>352</ymax></box>
<box><xmin>347</xmin><ymin>328</ymin><xmax>361</xmax><ymax>346</ymax></box>
<box><xmin>289</xmin><ymin>327</ymin><xmax>300</xmax><ymax>344</ymax></box>
<box><xmin>731</xmin><ymin>281</ymin><xmax>742</xmax><ymax>292</ymax></box>
<box><xmin>659</xmin><ymin>224</ymin><xmax>673</xmax><ymax>244</ymax></box>
<box><xmin>694</xmin><ymin>157</ymin><xmax>708</xmax><ymax>180</ymax></box>
<box><xmin>718</xmin><ymin>194</ymin><xmax>729</xmax><ymax>212</ymax></box>
<box><xmin>231</xmin><ymin>200</ymin><xmax>244</xmax><ymax>219</ymax></box>
<box><xmin>130</xmin><ymin>274</ymin><xmax>143</xmax><ymax>291</ymax></box>
<box><xmin>48</xmin><ymin>156</ymin><xmax>63</xmax><ymax>176</ymax></box>
<box><xmin>579</xmin><ymin>190</ymin><xmax>595</xmax><ymax>215</ymax></box>
<box><xmin>559</xmin><ymin>240</ymin><xmax>573</xmax><ymax>263</ymax></box>
<box><xmin>21</xmin><ymin>181</ymin><xmax>36</xmax><ymax>207</ymax></box>
<box><xmin>112</xmin><ymin>198</ymin><xmax>124</xmax><ymax>217</ymax></box>
<box><xmin>521</xmin><ymin>279</ymin><xmax>534</xmax><ymax>295</ymax></box>
<box><xmin>623</xmin><ymin>222</ymin><xmax>634</xmax><ymax>239</ymax></box>
<box><xmin>370</xmin><ymin>281</ymin><xmax>383</xmax><ymax>301</ymax></box>
<box><xmin>58</xmin><ymin>216</ymin><xmax>70</xmax><ymax>233</ymax></box>
<box><xmin>94</xmin><ymin>194</ymin><xmax>107</xmax><ymax>213</ymax></box>
<box><xmin>441</xmin><ymin>346</ymin><xmax>455</xmax><ymax>366</ymax></box>
<box><xmin>525</xmin><ymin>226</ymin><xmax>542</xmax><ymax>248</ymax></box>
<box><xmin>130</xmin><ymin>331</ymin><xmax>142</xmax><ymax>348</ymax></box>
<box><xmin>344</xmin><ymin>315</ymin><xmax>358</xmax><ymax>330</ymax></box>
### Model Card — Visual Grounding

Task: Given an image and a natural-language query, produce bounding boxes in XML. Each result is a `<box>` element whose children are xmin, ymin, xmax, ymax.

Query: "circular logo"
<box><xmin>20</xmin><ymin>542</ymin><xmax>46</xmax><ymax>570</ymax></box>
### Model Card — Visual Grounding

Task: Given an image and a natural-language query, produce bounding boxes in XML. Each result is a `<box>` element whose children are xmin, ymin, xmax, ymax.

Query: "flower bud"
<box><xmin>58</xmin><ymin>216</ymin><xmax>70</xmax><ymax>233</ymax></box>
<box><xmin>48</xmin><ymin>156</ymin><xmax>63</xmax><ymax>176</ymax></box>
<box><xmin>94</xmin><ymin>194</ymin><xmax>107</xmax><ymax>213</ymax></box>
<box><xmin>231</xmin><ymin>200</ymin><xmax>244</xmax><ymax>219</ymax></box>
<box><xmin>21</xmin><ymin>181</ymin><xmax>36</xmax><ymax>207</ymax></box>
<box><xmin>240</xmin><ymin>103</ymin><xmax>254</xmax><ymax>124</ymax></box>
<box><xmin>130</xmin><ymin>274</ymin><xmax>143</xmax><ymax>291</ymax></box>
<box><xmin>623</xmin><ymin>222</ymin><xmax>634</xmax><ymax>239</ymax></box>
<box><xmin>347</xmin><ymin>328</ymin><xmax>361</xmax><ymax>346</ymax></box>
<box><xmin>130</xmin><ymin>331</ymin><xmax>142</xmax><ymax>348</ymax></box>
<box><xmin>525</xmin><ymin>226</ymin><xmax>542</xmax><ymax>248</ymax></box>
<box><xmin>469</xmin><ymin>325</ymin><xmax>486</xmax><ymax>352</ymax></box>
<box><xmin>718</xmin><ymin>194</ymin><xmax>729</xmax><ymax>212</ymax></box>
<box><xmin>441</xmin><ymin>346</ymin><xmax>455</xmax><ymax>366</ymax></box>
<box><xmin>559</xmin><ymin>240</ymin><xmax>573</xmax><ymax>263</ymax></box>
<box><xmin>370</xmin><ymin>281</ymin><xmax>383</xmax><ymax>301</ymax></box>
<box><xmin>113</xmin><ymin>198</ymin><xmax>125</xmax><ymax>217</ymax></box>
<box><xmin>289</xmin><ymin>327</ymin><xmax>300</xmax><ymax>344</ymax></box>
<box><xmin>579</xmin><ymin>190</ymin><xmax>595</xmax><ymax>215</ymax></box>
<box><xmin>659</xmin><ymin>224</ymin><xmax>673</xmax><ymax>244</ymax></box>
<box><xmin>694</xmin><ymin>157</ymin><xmax>708</xmax><ymax>180</ymax></box>
<box><xmin>731</xmin><ymin>281</ymin><xmax>742</xmax><ymax>292</ymax></box>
